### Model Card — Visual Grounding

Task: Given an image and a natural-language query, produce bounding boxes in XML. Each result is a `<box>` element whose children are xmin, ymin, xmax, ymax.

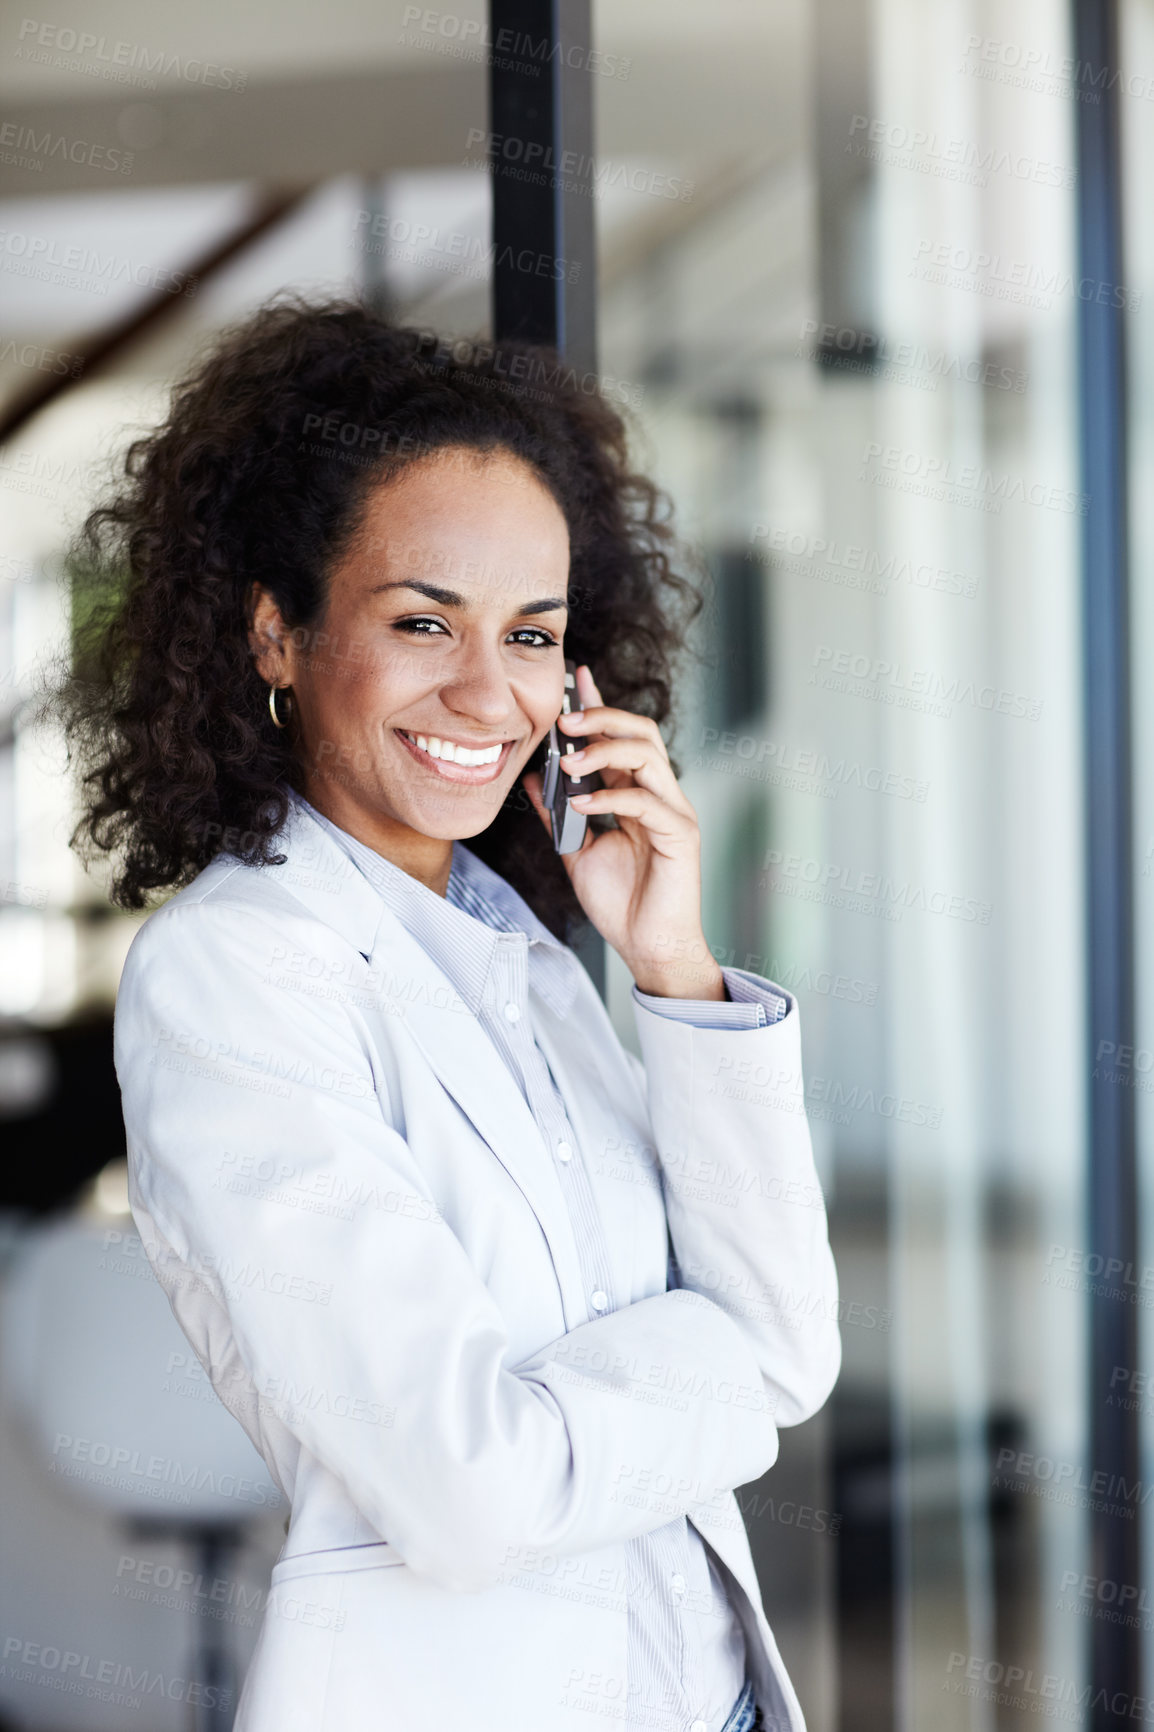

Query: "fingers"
<box><xmin>559</xmin><ymin>664</ymin><xmax>690</xmax><ymax>809</ymax></box>
<box><xmin>575</xmin><ymin>663</ymin><xmax>601</xmax><ymax>708</ymax></box>
<box><xmin>554</xmin><ymin>665</ymin><xmax>699</xmax><ymax>842</ymax></box>
<box><xmin>561</xmin><ymin>732</ymin><xmax>693</xmax><ymax>814</ymax></box>
<box><xmin>559</xmin><ymin>702</ymin><xmax>666</xmax><ymax>751</ymax></box>
<box><xmin>560</xmin><ymin>666</ymin><xmax>668</xmax><ymax>756</ymax></box>
<box><xmin>567</xmin><ymin>783</ymin><xmax>699</xmax><ymax>855</ymax></box>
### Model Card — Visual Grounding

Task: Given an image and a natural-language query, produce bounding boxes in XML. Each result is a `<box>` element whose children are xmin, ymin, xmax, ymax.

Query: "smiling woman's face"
<box><xmin>249</xmin><ymin>445</ymin><xmax>571</xmax><ymax>884</ymax></box>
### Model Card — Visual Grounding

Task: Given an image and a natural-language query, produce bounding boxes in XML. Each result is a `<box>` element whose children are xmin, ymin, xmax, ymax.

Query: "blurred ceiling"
<box><xmin>0</xmin><ymin>0</ymin><xmax>803</xmax><ymax>192</ymax></box>
<box><xmin>0</xmin><ymin>0</ymin><xmax>806</xmax><ymax>418</ymax></box>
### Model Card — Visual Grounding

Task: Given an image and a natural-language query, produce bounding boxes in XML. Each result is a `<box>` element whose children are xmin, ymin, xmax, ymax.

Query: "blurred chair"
<box><xmin>0</xmin><ymin>1164</ymin><xmax>284</xmax><ymax>1732</ymax></box>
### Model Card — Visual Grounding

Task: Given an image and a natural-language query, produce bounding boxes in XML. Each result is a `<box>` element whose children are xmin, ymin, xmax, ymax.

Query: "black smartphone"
<box><xmin>540</xmin><ymin>658</ymin><xmax>604</xmax><ymax>853</ymax></box>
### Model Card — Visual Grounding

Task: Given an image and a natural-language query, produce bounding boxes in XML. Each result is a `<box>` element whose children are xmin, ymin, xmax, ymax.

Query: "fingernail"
<box><xmin>569</xmin><ymin>792</ymin><xmax>593</xmax><ymax>805</ymax></box>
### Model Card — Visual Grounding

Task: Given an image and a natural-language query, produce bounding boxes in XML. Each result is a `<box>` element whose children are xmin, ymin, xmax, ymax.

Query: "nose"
<box><xmin>436</xmin><ymin>640</ymin><xmax>521</xmax><ymax>729</ymax></box>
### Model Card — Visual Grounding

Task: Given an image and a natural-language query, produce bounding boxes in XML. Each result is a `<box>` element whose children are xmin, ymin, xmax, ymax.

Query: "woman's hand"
<box><xmin>521</xmin><ymin>665</ymin><xmax>725</xmax><ymax>1000</ymax></box>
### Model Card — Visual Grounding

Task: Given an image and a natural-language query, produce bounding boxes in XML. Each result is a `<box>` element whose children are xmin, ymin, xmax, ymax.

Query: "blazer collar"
<box><xmin>290</xmin><ymin>792</ymin><xmax>580</xmax><ymax>1022</ymax></box>
<box><xmin>255</xmin><ymin>800</ymin><xmax>391</xmax><ymax>963</ymax></box>
<box><xmin>253</xmin><ymin>800</ymin><xmax>584</xmax><ymax>1022</ymax></box>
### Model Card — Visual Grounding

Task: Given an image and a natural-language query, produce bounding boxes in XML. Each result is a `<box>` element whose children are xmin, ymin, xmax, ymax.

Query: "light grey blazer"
<box><xmin>113</xmin><ymin>804</ymin><xmax>840</xmax><ymax>1731</ymax></box>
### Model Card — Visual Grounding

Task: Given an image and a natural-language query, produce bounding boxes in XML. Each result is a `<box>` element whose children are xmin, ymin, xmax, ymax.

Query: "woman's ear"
<box><xmin>247</xmin><ymin>583</ymin><xmax>290</xmax><ymax>686</ymax></box>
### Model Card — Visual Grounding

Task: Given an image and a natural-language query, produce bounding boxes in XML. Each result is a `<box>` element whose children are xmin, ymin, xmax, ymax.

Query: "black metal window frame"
<box><xmin>1074</xmin><ymin>1</ymin><xmax>1141</xmax><ymax>1726</ymax></box>
<box><xmin>488</xmin><ymin>0</ymin><xmax>603</xmax><ymax>996</ymax></box>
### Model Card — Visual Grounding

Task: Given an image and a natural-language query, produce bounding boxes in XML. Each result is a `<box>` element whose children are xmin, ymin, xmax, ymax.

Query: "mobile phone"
<box><xmin>540</xmin><ymin>659</ymin><xmax>603</xmax><ymax>853</ymax></box>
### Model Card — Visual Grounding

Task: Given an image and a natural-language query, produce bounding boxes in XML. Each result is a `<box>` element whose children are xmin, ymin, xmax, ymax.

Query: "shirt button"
<box><xmin>670</xmin><ymin>1572</ymin><xmax>686</xmax><ymax>1594</ymax></box>
<box><xmin>556</xmin><ymin>1140</ymin><xmax>573</xmax><ymax>1162</ymax></box>
<box><xmin>502</xmin><ymin>1002</ymin><xmax>521</xmax><ymax>1023</ymax></box>
<box><xmin>590</xmin><ymin>1290</ymin><xmax>609</xmax><ymax>1312</ymax></box>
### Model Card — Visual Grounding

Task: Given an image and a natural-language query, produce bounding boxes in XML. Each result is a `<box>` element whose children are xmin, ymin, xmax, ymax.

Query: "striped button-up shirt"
<box><xmin>297</xmin><ymin>795</ymin><xmax>789</xmax><ymax>1732</ymax></box>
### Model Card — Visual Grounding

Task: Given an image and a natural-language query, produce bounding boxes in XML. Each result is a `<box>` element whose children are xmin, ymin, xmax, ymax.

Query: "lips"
<box><xmin>394</xmin><ymin>729</ymin><xmax>515</xmax><ymax>785</ymax></box>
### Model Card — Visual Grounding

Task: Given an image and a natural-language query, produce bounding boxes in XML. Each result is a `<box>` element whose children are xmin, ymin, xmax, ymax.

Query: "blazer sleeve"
<box><xmin>114</xmin><ymin>897</ymin><xmax>780</xmax><ymax>1594</ymax></box>
<box><xmin>627</xmin><ymin>972</ymin><xmax>841</xmax><ymax>1427</ymax></box>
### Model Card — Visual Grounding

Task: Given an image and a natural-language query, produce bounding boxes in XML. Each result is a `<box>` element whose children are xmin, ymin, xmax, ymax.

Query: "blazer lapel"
<box><xmin>379</xmin><ymin>921</ymin><xmax>591</xmax><ymax>1331</ymax></box>
<box><xmin>261</xmin><ymin>805</ymin><xmax>592</xmax><ymax>1330</ymax></box>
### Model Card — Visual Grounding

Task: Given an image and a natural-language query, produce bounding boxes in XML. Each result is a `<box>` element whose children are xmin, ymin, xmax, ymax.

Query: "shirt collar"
<box><xmin>290</xmin><ymin>793</ymin><xmax>580</xmax><ymax>1020</ymax></box>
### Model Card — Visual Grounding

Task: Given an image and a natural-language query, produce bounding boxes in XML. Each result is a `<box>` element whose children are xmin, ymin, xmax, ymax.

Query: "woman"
<box><xmin>66</xmin><ymin>298</ymin><xmax>840</xmax><ymax>1732</ymax></box>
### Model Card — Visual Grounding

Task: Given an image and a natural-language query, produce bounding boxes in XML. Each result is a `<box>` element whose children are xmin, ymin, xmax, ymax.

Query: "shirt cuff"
<box><xmin>631</xmin><ymin>966</ymin><xmax>792</xmax><ymax>1031</ymax></box>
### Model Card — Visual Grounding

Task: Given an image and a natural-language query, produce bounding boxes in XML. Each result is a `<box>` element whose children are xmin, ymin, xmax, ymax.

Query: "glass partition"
<box><xmin>593</xmin><ymin>2</ymin><xmax>1089</xmax><ymax>1726</ymax></box>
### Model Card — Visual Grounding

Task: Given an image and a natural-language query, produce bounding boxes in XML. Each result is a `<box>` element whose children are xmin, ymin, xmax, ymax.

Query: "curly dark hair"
<box><xmin>61</xmin><ymin>294</ymin><xmax>705</xmax><ymax>942</ymax></box>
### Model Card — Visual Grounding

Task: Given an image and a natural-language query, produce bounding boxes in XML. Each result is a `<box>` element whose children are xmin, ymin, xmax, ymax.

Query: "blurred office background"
<box><xmin>0</xmin><ymin>0</ymin><xmax>1149</xmax><ymax>1726</ymax></box>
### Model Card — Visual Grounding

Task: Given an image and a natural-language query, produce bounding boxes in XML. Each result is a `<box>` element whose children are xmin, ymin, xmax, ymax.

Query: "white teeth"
<box><xmin>402</xmin><ymin>732</ymin><xmax>503</xmax><ymax>767</ymax></box>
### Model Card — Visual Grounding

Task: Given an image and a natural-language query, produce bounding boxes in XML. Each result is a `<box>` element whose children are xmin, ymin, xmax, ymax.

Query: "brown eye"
<box><xmin>508</xmin><ymin>628</ymin><xmax>559</xmax><ymax>648</ymax></box>
<box><xmin>394</xmin><ymin>617</ymin><xmax>449</xmax><ymax>636</ymax></box>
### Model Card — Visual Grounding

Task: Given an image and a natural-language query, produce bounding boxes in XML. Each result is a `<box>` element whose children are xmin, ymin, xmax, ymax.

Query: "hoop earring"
<box><xmin>269</xmin><ymin>684</ymin><xmax>291</xmax><ymax>730</ymax></box>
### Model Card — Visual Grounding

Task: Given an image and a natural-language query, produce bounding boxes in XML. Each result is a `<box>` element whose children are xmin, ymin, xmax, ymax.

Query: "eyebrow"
<box><xmin>369</xmin><ymin>579</ymin><xmax>567</xmax><ymax>615</ymax></box>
